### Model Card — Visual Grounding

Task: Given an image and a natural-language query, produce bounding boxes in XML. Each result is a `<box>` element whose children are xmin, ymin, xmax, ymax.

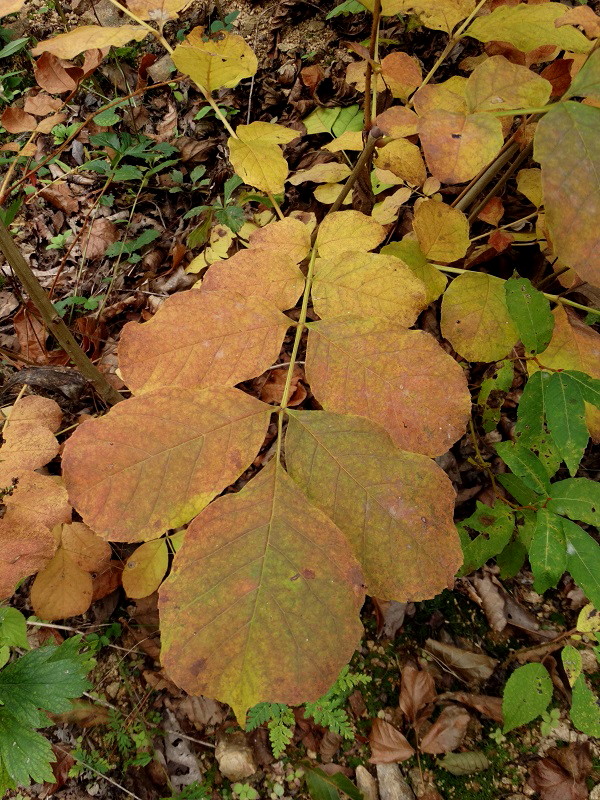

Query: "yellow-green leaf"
<box><xmin>359</xmin><ymin>0</ymin><xmax>475</xmax><ymax>33</ymax></box>
<box><xmin>123</xmin><ymin>539</ymin><xmax>169</xmax><ymax>599</ymax></box>
<box><xmin>286</xmin><ymin>411</ymin><xmax>462</xmax><ymax>601</ymax></box>
<box><xmin>412</xmin><ymin>200</ymin><xmax>469</xmax><ymax>263</ymax></box>
<box><xmin>118</xmin><ymin>288</ymin><xmax>291</xmax><ymax>394</ymax></box>
<box><xmin>418</xmin><ymin>110</ymin><xmax>504</xmax><ymax>185</ymax></box>
<box><xmin>311</xmin><ymin>251</ymin><xmax>427</xmax><ymax>324</ymax></box>
<box><xmin>382</xmin><ymin>238</ymin><xmax>447</xmax><ymax>303</ymax></box>
<box><xmin>441</xmin><ymin>272</ymin><xmax>518</xmax><ymax>362</ymax></box>
<box><xmin>413</xmin><ymin>76</ymin><xmax>468</xmax><ymax>116</ymax></box>
<box><xmin>534</xmin><ymin>102</ymin><xmax>600</xmax><ymax>288</ymax></box>
<box><xmin>306</xmin><ymin>316</ymin><xmax>470</xmax><ymax>456</ymax></box>
<box><xmin>516</xmin><ymin>168</ymin><xmax>543</xmax><ymax>208</ymax></box>
<box><xmin>374</xmin><ymin>138</ymin><xmax>427</xmax><ymax>186</ymax></box>
<box><xmin>465</xmin><ymin>3</ymin><xmax>592</xmax><ymax>54</ymax></box>
<box><xmin>62</xmin><ymin>387</ymin><xmax>272</xmax><ymax>542</ymax></box>
<box><xmin>465</xmin><ymin>56</ymin><xmax>552</xmax><ymax>112</ymax></box>
<box><xmin>289</xmin><ymin>162</ymin><xmax>351</xmax><ymax>185</ymax></box>
<box><xmin>159</xmin><ymin>460</ymin><xmax>365</xmax><ymax>724</ymax></box>
<box><xmin>576</xmin><ymin>604</ymin><xmax>600</xmax><ymax>633</ymax></box>
<box><xmin>172</xmin><ymin>27</ymin><xmax>257</xmax><ymax>91</ymax></box>
<box><xmin>315</xmin><ymin>210</ymin><xmax>386</xmax><ymax>259</ymax></box>
<box><xmin>31</xmin><ymin>25</ymin><xmax>149</xmax><ymax>59</ymax></box>
<box><xmin>229</xmin><ymin>122</ymin><xmax>297</xmax><ymax>194</ymax></box>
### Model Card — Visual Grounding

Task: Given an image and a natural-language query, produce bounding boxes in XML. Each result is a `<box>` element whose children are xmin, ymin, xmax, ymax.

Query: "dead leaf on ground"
<box><xmin>369</xmin><ymin>718</ymin><xmax>415</xmax><ymax>764</ymax></box>
<box><xmin>24</xmin><ymin>92</ymin><xmax>63</xmax><ymax>116</ymax></box>
<box><xmin>259</xmin><ymin>365</ymin><xmax>306</xmax><ymax>406</ymax></box>
<box><xmin>437</xmin><ymin>692</ymin><xmax>503</xmax><ymax>723</ymax></box>
<box><xmin>419</xmin><ymin>706</ymin><xmax>470</xmax><ymax>754</ymax></box>
<box><xmin>373</xmin><ymin>598</ymin><xmax>408</xmax><ymax>639</ymax></box>
<box><xmin>399</xmin><ymin>664</ymin><xmax>436</xmax><ymax>726</ymax></box>
<box><xmin>425</xmin><ymin>639</ymin><xmax>498</xmax><ymax>684</ymax></box>
<box><xmin>1</xmin><ymin>107</ymin><xmax>37</xmax><ymax>133</ymax></box>
<box><xmin>528</xmin><ymin>743</ymin><xmax>592</xmax><ymax>800</ymax></box>
<box><xmin>84</xmin><ymin>218</ymin><xmax>118</xmax><ymax>260</ymax></box>
<box><xmin>34</xmin><ymin>53</ymin><xmax>81</xmax><ymax>94</ymax></box>
<box><xmin>471</xmin><ymin>572</ymin><xmax>508</xmax><ymax>632</ymax></box>
<box><xmin>178</xmin><ymin>695</ymin><xmax>228</xmax><ymax>729</ymax></box>
<box><xmin>39</xmin><ymin>182</ymin><xmax>79</xmax><ymax>214</ymax></box>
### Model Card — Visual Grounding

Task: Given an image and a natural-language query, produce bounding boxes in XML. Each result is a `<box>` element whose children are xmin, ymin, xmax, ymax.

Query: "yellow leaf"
<box><xmin>441</xmin><ymin>272</ymin><xmax>518</xmax><ymax>362</ymax></box>
<box><xmin>316</xmin><ymin>210</ymin><xmax>385</xmax><ymax>259</ymax></box>
<box><xmin>465</xmin><ymin>55</ymin><xmax>552</xmax><ymax>112</ymax></box>
<box><xmin>123</xmin><ymin>539</ymin><xmax>169</xmax><ymax>599</ymax></box>
<box><xmin>248</xmin><ymin>217</ymin><xmax>312</xmax><ymax>264</ymax></box>
<box><xmin>516</xmin><ymin>168</ymin><xmax>543</xmax><ymax>208</ymax></box>
<box><xmin>312</xmin><ymin>251</ymin><xmax>427</xmax><ymax>324</ymax></box>
<box><xmin>418</xmin><ymin>109</ymin><xmax>504</xmax><ymax>184</ymax></box>
<box><xmin>126</xmin><ymin>0</ymin><xmax>190</xmax><ymax>21</ymax></box>
<box><xmin>413</xmin><ymin>76</ymin><xmax>468</xmax><ymax>115</ymax></box>
<box><xmin>412</xmin><ymin>199</ymin><xmax>469</xmax><ymax>263</ymax></box>
<box><xmin>228</xmin><ymin>122</ymin><xmax>298</xmax><ymax>194</ymax></box>
<box><xmin>172</xmin><ymin>28</ymin><xmax>257</xmax><ymax>91</ymax></box>
<box><xmin>382</xmin><ymin>237</ymin><xmax>447</xmax><ymax>303</ymax></box>
<box><xmin>374</xmin><ymin>138</ymin><xmax>427</xmax><ymax>186</ymax></box>
<box><xmin>358</xmin><ymin>0</ymin><xmax>474</xmax><ymax>32</ymax></box>
<box><xmin>313</xmin><ymin>183</ymin><xmax>353</xmax><ymax>206</ymax></box>
<box><xmin>31</xmin><ymin>25</ymin><xmax>149</xmax><ymax>60</ymax></box>
<box><xmin>577</xmin><ymin>604</ymin><xmax>600</xmax><ymax>633</ymax></box>
<box><xmin>288</xmin><ymin>162</ymin><xmax>351</xmax><ymax>185</ymax></box>
<box><xmin>0</xmin><ymin>0</ymin><xmax>25</xmax><ymax>17</ymax></box>
<box><xmin>322</xmin><ymin>131</ymin><xmax>364</xmax><ymax>152</ymax></box>
<box><xmin>371</xmin><ymin>187</ymin><xmax>413</xmax><ymax>225</ymax></box>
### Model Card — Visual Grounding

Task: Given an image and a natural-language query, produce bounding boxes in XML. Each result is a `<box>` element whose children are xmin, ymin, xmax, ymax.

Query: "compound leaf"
<box><xmin>285</xmin><ymin>411</ymin><xmax>462</xmax><ymax>601</ymax></box>
<box><xmin>495</xmin><ymin>442</ymin><xmax>550</xmax><ymax>496</ymax></box>
<box><xmin>502</xmin><ymin>663</ymin><xmax>552</xmax><ymax>733</ymax></box>
<box><xmin>118</xmin><ymin>289</ymin><xmax>291</xmax><ymax>394</ymax></box>
<box><xmin>248</xmin><ymin>217</ymin><xmax>312</xmax><ymax>264</ymax></box>
<box><xmin>305</xmin><ymin>316</ymin><xmax>470</xmax><ymax>456</ymax></box>
<box><xmin>534</xmin><ymin>102</ymin><xmax>600</xmax><ymax>288</ymax></box>
<box><xmin>529</xmin><ymin>509</ymin><xmax>566</xmax><ymax>594</ymax></box>
<box><xmin>311</xmin><ymin>251</ymin><xmax>427</xmax><ymax>324</ymax></box>
<box><xmin>62</xmin><ymin>387</ymin><xmax>271</xmax><ymax>542</ymax></box>
<box><xmin>457</xmin><ymin>501</ymin><xmax>514</xmax><ymax>576</ymax></box>
<box><xmin>441</xmin><ymin>272</ymin><xmax>518</xmax><ymax>362</ymax></box>
<box><xmin>172</xmin><ymin>27</ymin><xmax>257</xmax><ymax>91</ymax></box>
<box><xmin>504</xmin><ymin>277</ymin><xmax>554</xmax><ymax>354</ymax></box>
<box><xmin>31</xmin><ymin>25</ymin><xmax>149</xmax><ymax>59</ymax></box>
<box><xmin>159</xmin><ymin>460</ymin><xmax>365</xmax><ymax>725</ymax></box>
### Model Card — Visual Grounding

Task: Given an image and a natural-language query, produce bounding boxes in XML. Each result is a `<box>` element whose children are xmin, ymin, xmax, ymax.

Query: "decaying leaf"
<box><xmin>419</xmin><ymin>706</ymin><xmax>470</xmax><ymax>754</ymax></box>
<box><xmin>62</xmin><ymin>387</ymin><xmax>272</xmax><ymax>542</ymax></box>
<box><xmin>228</xmin><ymin>122</ymin><xmax>298</xmax><ymax>194</ymax></box>
<box><xmin>118</xmin><ymin>289</ymin><xmax>291</xmax><ymax>394</ymax></box>
<box><xmin>305</xmin><ymin>318</ymin><xmax>471</xmax><ymax>456</ymax></box>
<box><xmin>0</xmin><ymin>518</ymin><xmax>56</xmax><ymax>600</ymax></box>
<box><xmin>369</xmin><ymin>719</ymin><xmax>415</xmax><ymax>764</ymax></box>
<box><xmin>159</xmin><ymin>460</ymin><xmax>365</xmax><ymax>724</ymax></box>
<box><xmin>3</xmin><ymin>471</ymin><xmax>71</xmax><ymax>531</ymax></box>
<box><xmin>528</xmin><ymin>743</ymin><xmax>591</xmax><ymax>800</ymax></box>
<box><xmin>425</xmin><ymin>639</ymin><xmax>498</xmax><ymax>684</ymax></box>
<box><xmin>30</xmin><ymin>523</ymin><xmax>112</xmax><ymax>620</ymax></box>
<box><xmin>31</xmin><ymin>25</ymin><xmax>149</xmax><ymax>59</ymax></box>
<box><xmin>286</xmin><ymin>411</ymin><xmax>462</xmax><ymax>600</ymax></box>
<box><xmin>465</xmin><ymin>56</ymin><xmax>552</xmax><ymax>112</ymax></box>
<box><xmin>172</xmin><ymin>28</ymin><xmax>257</xmax><ymax>92</ymax></box>
<box><xmin>399</xmin><ymin>664</ymin><xmax>436</xmax><ymax>725</ymax></box>
<box><xmin>126</xmin><ymin>0</ymin><xmax>191</xmax><ymax>21</ymax></box>
<box><xmin>1</xmin><ymin>107</ymin><xmax>37</xmax><ymax>134</ymax></box>
<box><xmin>33</xmin><ymin>53</ymin><xmax>79</xmax><ymax>94</ymax></box>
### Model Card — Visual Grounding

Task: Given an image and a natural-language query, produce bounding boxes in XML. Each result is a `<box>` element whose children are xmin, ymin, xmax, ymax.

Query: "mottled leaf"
<box><xmin>316</xmin><ymin>211</ymin><xmax>385</xmax><ymax>259</ymax></box>
<box><xmin>3</xmin><ymin>471</ymin><xmax>70</xmax><ymax>531</ymax></box>
<box><xmin>375</xmin><ymin>105</ymin><xmax>419</xmax><ymax>138</ymax></box>
<box><xmin>412</xmin><ymin>200</ymin><xmax>469</xmax><ymax>263</ymax></box>
<box><xmin>118</xmin><ymin>289</ymin><xmax>291</xmax><ymax>394</ymax></box>
<box><xmin>380</xmin><ymin>52</ymin><xmax>421</xmax><ymax>100</ymax></box>
<box><xmin>504</xmin><ymin>277</ymin><xmax>554</xmax><ymax>354</ymax></box>
<box><xmin>172</xmin><ymin>28</ymin><xmax>257</xmax><ymax>91</ymax></box>
<box><xmin>502</xmin><ymin>663</ymin><xmax>552</xmax><ymax>733</ymax></box>
<box><xmin>466</xmin><ymin>56</ymin><xmax>551</xmax><ymax>112</ymax></box>
<box><xmin>534</xmin><ymin>102</ymin><xmax>600</xmax><ymax>287</ymax></box>
<box><xmin>418</xmin><ymin>110</ymin><xmax>504</xmax><ymax>185</ymax></box>
<box><xmin>529</xmin><ymin>509</ymin><xmax>566</xmax><ymax>594</ymax></box>
<box><xmin>458</xmin><ymin>501</ymin><xmax>514</xmax><ymax>576</ymax></box>
<box><xmin>201</xmin><ymin>248</ymin><xmax>304</xmax><ymax>311</ymax></box>
<box><xmin>286</xmin><ymin>411</ymin><xmax>462</xmax><ymax>601</ymax></box>
<box><xmin>561</xmin><ymin>645</ymin><xmax>582</xmax><ymax>688</ymax></box>
<box><xmin>312</xmin><ymin>251</ymin><xmax>427</xmax><ymax>325</ymax></box>
<box><xmin>306</xmin><ymin>317</ymin><xmax>470</xmax><ymax>456</ymax></box>
<box><xmin>413</xmin><ymin>76</ymin><xmax>467</xmax><ymax>116</ymax></box>
<box><xmin>441</xmin><ymin>272</ymin><xmax>518</xmax><ymax>362</ymax></box>
<box><xmin>229</xmin><ymin>122</ymin><xmax>298</xmax><ymax>194</ymax></box>
<box><xmin>478</xmin><ymin>360</ymin><xmax>514</xmax><ymax>433</ymax></box>
<box><xmin>159</xmin><ymin>461</ymin><xmax>365</xmax><ymax>724</ymax></box>
<box><xmin>545</xmin><ymin>371</ymin><xmax>588</xmax><ymax>477</ymax></box>
<box><xmin>31</xmin><ymin>25</ymin><xmax>149</xmax><ymax>59</ymax></box>
<box><xmin>62</xmin><ymin>387</ymin><xmax>271</xmax><ymax>542</ymax></box>
<box><xmin>123</xmin><ymin>539</ymin><xmax>169</xmax><ymax>599</ymax></box>
<box><xmin>465</xmin><ymin>4</ymin><xmax>592</xmax><ymax>54</ymax></box>
<box><xmin>570</xmin><ymin>675</ymin><xmax>600</xmax><ymax>737</ymax></box>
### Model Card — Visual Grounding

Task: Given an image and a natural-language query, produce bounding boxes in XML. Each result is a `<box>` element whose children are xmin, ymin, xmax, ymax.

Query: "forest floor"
<box><xmin>0</xmin><ymin>0</ymin><xmax>599</xmax><ymax>799</ymax></box>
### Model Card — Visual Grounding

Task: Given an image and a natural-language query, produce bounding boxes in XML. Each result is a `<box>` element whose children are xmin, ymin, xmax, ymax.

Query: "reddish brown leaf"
<box><xmin>259</xmin><ymin>365</ymin><xmax>306</xmax><ymax>407</ymax></box>
<box><xmin>39</xmin><ymin>182</ymin><xmax>79</xmax><ymax>214</ymax></box>
<box><xmin>399</xmin><ymin>665</ymin><xmax>436</xmax><ymax>726</ymax></box>
<box><xmin>438</xmin><ymin>692</ymin><xmax>503</xmax><ymax>723</ymax></box>
<box><xmin>24</xmin><ymin>92</ymin><xmax>63</xmax><ymax>116</ymax></box>
<box><xmin>425</xmin><ymin>639</ymin><xmax>498</xmax><ymax>684</ymax></box>
<box><xmin>0</xmin><ymin>517</ymin><xmax>56</xmax><ymax>600</ymax></box>
<box><xmin>369</xmin><ymin>719</ymin><xmax>415</xmax><ymax>764</ymax></box>
<box><xmin>1</xmin><ymin>107</ymin><xmax>37</xmax><ymax>133</ymax></box>
<box><xmin>4</xmin><ymin>471</ymin><xmax>71</xmax><ymax>531</ymax></box>
<box><xmin>84</xmin><ymin>218</ymin><xmax>118</xmax><ymax>260</ymax></box>
<box><xmin>34</xmin><ymin>53</ymin><xmax>79</xmax><ymax>94</ymax></box>
<box><xmin>528</xmin><ymin>743</ymin><xmax>591</xmax><ymax>800</ymax></box>
<box><xmin>0</xmin><ymin>395</ymin><xmax>62</xmax><ymax>485</ymax></box>
<box><xmin>419</xmin><ymin>706</ymin><xmax>470</xmax><ymax>754</ymax></box>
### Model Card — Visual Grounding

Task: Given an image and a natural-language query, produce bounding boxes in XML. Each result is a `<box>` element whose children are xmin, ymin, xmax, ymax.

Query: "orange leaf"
<box><xmin>33</xmin><ymin>53</ymin><xmax>80</xmax><ymax>94</ymax></box>
<box><xmin>0</xmin><ymin>395</ymin><xmax>62</xmax><ymax>485</ymax></box>
<box><xmin>159</xmin><ymin>460</ymin><xmax>365</xmax><ymax>724</ymax></box>
<box><xmin>62</xmin><ymin>387</ymin><xmax>272</xmax><ymax>542</ymax></box>
<box><xmin>0</xmin><ymin>517</ymin><xmax>56</xmax><ymax>600</ymax></box>
<box><xmin>380</xmin><ymin>52</ymin><xmax>422</xmax><ymax>101</ymax></box>
<box><xmin>248</xmin><ymin>217</ymin><xmax>312</xmax><ymax>264</ymax></box>
<box><xmin>1</xmin><ymin>107</ymin><xmax>37</xmax><ymax>133</ymax></box>
<box><xmin>3</xmin><ymin>471</ymin><xmax>71</xmax><ymax>530</ymax></box>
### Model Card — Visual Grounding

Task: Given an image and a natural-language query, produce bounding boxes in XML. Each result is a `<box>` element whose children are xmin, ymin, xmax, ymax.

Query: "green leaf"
<box><xmin>563</xmin><ymin>519</ymin><xmax>600</xmax><ymax>609</ymax></box>
<box><xmin>570</xmin><ymin>674</ymin><xmax>600</xmax><ymax>737</ymax></box>
<box><xmin>0</xmin><ymin>712</ymin><xmax>56</xmax><ymax>788</ymax></box>
<box><xmin>93</xmin><ymin>109</ymin><xmax>121</xmax><ymax>126</ymax></box>
<box><xmin>502</xmin><ymin>663</ymin><xmax>553</xmax><ymax>733</ymax></box>
<box><xmin>514</xmin><ymin>371</ymin><xmax>560</xmax><ymax>477</ymax></box>
<box><xmin>496</xmin><ymin>474</ymin><xmax>542</xmax><ymax>508</ymax></box>
<box><xmin>326</xmin><ymin>0</ymin><xmax>366</xmax><ymax>19</ymax></box>
<box><xmin>496</xmin><ymin>540</ymin><xmax>527</xmax><ymax>580</ymax></box>
<box><xmin>437</xmin><ymin>751</ymin><xmax>490</xmax><ymax>776</ymax></box>
<box><xmin>504</xmin><ymin>277</ymin><xmax>554</xmax><ymax>354</ymax></box>
<box><xmin>560</xmin><ymin>370</ymin><xmax>600</xmax><ymax>410</ymax></box>
<box><xmin>305</xmin><ymin>767</ymin><xmax>363</xmax><ymax>800</ymax></box>
<box><xmin>545</xmin><ymin>371</ymin><xmax>588</xmax><ymax>476</ymax></box>
<box><xmin>566</xmin><ymin>48</ymin><xmax>600</xmax><ymax>101</ymax></box>
<box><xmin>529</xmin><ymin>509</ymin><xmax>566</xmax><ymax>594</ymax></box>
<box><xmin>0</xmin><ymin>608</ymin><xmax>28</xmax><ymax>650</ymax></box>
<box><xmin>303</xmin><ymin>105</ymin><xmax>364</xmax><ymax>137</ymax></box>
<box><xmin>458</xmin><ymin>502</ymin><xmax>514</xmax><ymax>576</ymax></box>
<box><xmin>547</xmin><ymin>478</ymin><xmax>600</xmax><ymax>526</ymax></box>
<box><xmin>477</xmin><ymin>361</ymin><xmax>514</xmax><ymax>433</ymax></box>
<box><xmin>561</xmin><ymin>645</ymin><xmax>582</xmax><ymax>687</ymax></box>
<box><xmin>495</xmin><ymin>441</ymin><xmax>550</xmax><ymax>495</ymax></box>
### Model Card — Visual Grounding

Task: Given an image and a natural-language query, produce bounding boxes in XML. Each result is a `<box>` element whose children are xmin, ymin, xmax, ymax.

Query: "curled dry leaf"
<box><xmin>259</xmin><ymin>365</ymin><xmax>306</xmax><ymax>407</ymax></box>
<box><xmin>31</xmin><ymin>25</ymin><xmax>149</xmax><ymax>60</ymax></box>
<box><xmin>528</xmin><ymin>743</ymin><xmax>592</xmax><ymax>800</ymax></box>
<box><xmin>437</xmin><ymin>692</ymin><xmax>503</xmax><ymax>723</ymax></box>
<box><xmin>419</xmin><ymin>706</ymin><xmax>470</xmax><ymax>754</ymax></box>
<box><xmin>286</xmin><ymin>411</ymin><xmax>463</xmax><ymax>600</ymax></box>
<box><xmin>399</xmin><ymin>664</ymin><xmax>436</xmax><ymax>726</ymax></box>
<box><xmin>62</xmin><ymin>387</ymin><xmax>272</xmax><ymax>542</ymax></box>
<box><xmin>159</xmin><ymin>460</ymin><xmax>365</xmax><ymax>724</ymax></box>
<box><xmin>30</xmin><ymin>522</ymin><xmax>112</xmax><ymax>620</ymax></box>
<box><xmin>369</xmin><ymin>719</ymin><xmax>415</xmax><ymax>764</ymax></box>
<box><xmin>33</xmin><ymin>53</ymin><xmax>80</xmax><ymax>94</ymax></box>
<box><xmin>425</xmin><ymin>639</ymin><xmax>498</xmax><ymax>684</ymax></box>
<box><xmin>39</xmin><ymin>182</ymin><xmax>79</xmax><ymax>214</ymax></box>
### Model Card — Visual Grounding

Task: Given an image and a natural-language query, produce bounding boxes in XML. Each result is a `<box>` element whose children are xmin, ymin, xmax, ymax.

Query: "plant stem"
<box><xmin>467</xmin><ymin>144</ymin><xmax>532</xmax><ymax>223</ymax></box>
<box><xmin>328</xmin><ymin>132</ymin><xmax>378</xmax><ymax>215</ymax></box>
<box><xmin>363</xmin><ymin>0</ymin><xmax>381</xmax><ymax>131</ymax></box>
<box><xmin>453</xmin><ymin>143</ymin><xmax>520</xmax><ymax>213</ymax></box>
<box><xmin>0</xmin><ymin>219</ymin><xmax>122</xmax><ymax>406</ymax></box>
<box><xmin>268</xmin><ymin>192</ymin><xmax>285</xmax><ymax>220</ymax></box>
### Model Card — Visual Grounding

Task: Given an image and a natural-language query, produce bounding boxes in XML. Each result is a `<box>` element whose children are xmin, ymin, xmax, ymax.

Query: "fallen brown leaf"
<box><xmin>425</xmin><ymin>639</ymin><xmax>498</xmax><ymax>684</ymax></box>
<box><xmin>437</xmin><ymin>692</ymin><xmax>503</xmax><ymax>723</ymax></box>
<box><xmin>85</xmin><ymin>217</ymin><xmax>118</xmax><ymax>260</ymax></box>
<box><xmin>419</xmin><ymin>706</ymin><xmax>470</xmax><ymax>755</ymax></box>
<box><xmin>528</xmin><ymin>743</ymin><xmax>592</xmax><ymax>800</ymax></box>
<box><xmin>369</xmin><ymin>718</ymin><xmax>415</xmax><ymax>764</ymax></box>
<box><xmin>1</xmin><ymin>107</ymin><xmax>37</xmax><ymax>133</ymax></box>
<box><xmin>399</xmin><ymin>664</ymin><xmax>436</xmax><ymax>727</ymax></box>
<box><xmin>34</xmin><ymin>53</ymin><xmax>80</xmax><ymax>94</ymax></box>
<box><xmin>39</xmin><ymin>182</ymin><xmax>79</xmax><ymax>214</ymax></box>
